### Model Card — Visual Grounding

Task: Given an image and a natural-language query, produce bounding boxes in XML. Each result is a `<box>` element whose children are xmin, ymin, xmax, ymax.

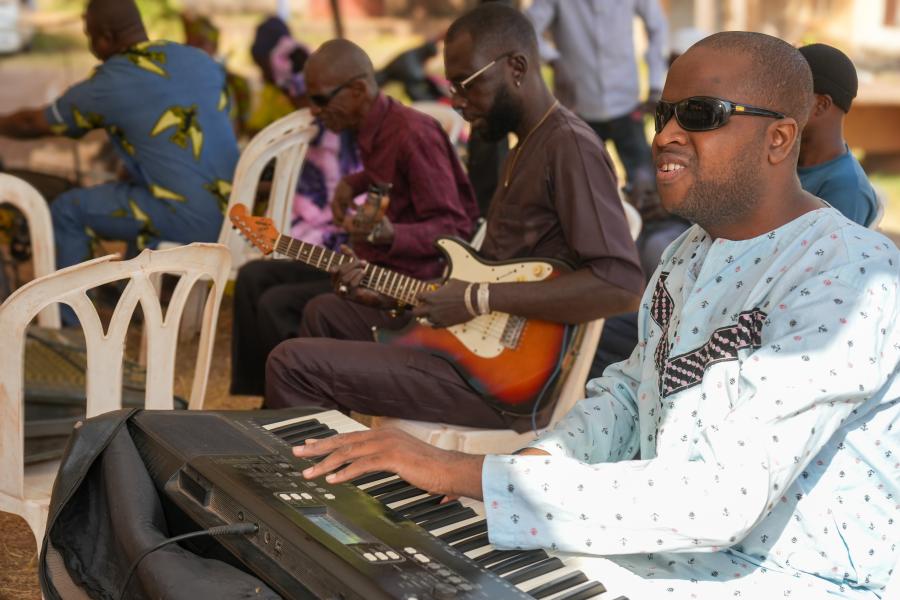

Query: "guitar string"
<box><xmin>277</xmin><ymin>237</ymin><xmax>516</xmax><ymax>339</ymax></box>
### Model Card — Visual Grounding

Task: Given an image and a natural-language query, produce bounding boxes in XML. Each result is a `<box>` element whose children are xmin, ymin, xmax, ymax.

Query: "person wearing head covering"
<box><xmin>797</xmin><ymin>43</ymin><xmax>878</xmax><ymax>227</ymax></box>
<box><xmin>245</xmin><ymin>16</ymin><xmax>296</xmax><ymax>133</ymax></box>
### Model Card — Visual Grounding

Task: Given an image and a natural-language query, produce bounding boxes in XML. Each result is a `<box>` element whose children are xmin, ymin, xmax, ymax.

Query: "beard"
<box><xmin>477</xmin><ymin>83</ymin><xmax>523</xmax><ymax>142</ymax></box>
<box><xmin>669</xmin><ymin>141</ymin><xmax>765</xmax><ymax>231</ymax></box>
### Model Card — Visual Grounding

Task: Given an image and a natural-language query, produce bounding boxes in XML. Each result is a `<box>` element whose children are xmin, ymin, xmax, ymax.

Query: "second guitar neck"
<box><xmin>274</xmin><ymin>234</ymin><xmax>429</xmax><ymax>306</ymax></box>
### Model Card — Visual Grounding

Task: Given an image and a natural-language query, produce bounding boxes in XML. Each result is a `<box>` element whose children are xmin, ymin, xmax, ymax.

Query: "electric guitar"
<box><xmin>230</xmin><ymin>204</ymin><xmax>582</xmax><ymax>413</ymax></box>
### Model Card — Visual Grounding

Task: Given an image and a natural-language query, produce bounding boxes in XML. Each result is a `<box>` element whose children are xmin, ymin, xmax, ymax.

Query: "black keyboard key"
<box><xmin>366</xmin><ymin>478</ymin><xmax>410</xmax><ymax>497</ymax></box>
<box><xmin>453</xmin><ymin>532</ymin><xmax>490</xmax><ymax>553</ymax></box>
<box><xmin>377</xmin><ymin>486</ymin><xmax>427</xmax><ymax>506</ymax></box>
<box><xmin>396</xmin><ymin>494</ymin><xmax>445</xmax><ymax>516</ymax></box>
<box><xmin>407</xmin><ymin>501</ymin><xmax>463</xmax><ymax>523</ymax></box>
<box><xmin>504</xmin><ymin>557</ymin><xmax>564</xmax><ymax>586</ymax></box>
<box><xmin>554</xmin><ymin>581</ymin><xmax>609</xmax><ymax>600</ymax></box>
<box><xmin>489</xmin><ymin>550</ymin><xmax>548</xmax><ymax>574</ymax></box>
<box><xmin>349</xmin><ymin>471</ymin><xmax>395</xmax><ymax>487</ymax></box>
<box><xmin>305</xmin><ymin>429</ymin><xmax>338</xmax><ymax>440</ymax></box>
<box><xmin>528</xmin><ymin>571</ymin><xmax>589</xmax><ymax>599</ymax></box>
<box><xmin>475</xmin><ymin>549</ymin><xmax>522</xmax><ymax>566</ymax></box>
<box><xmin>438</xmin><ymin>520</ymin><xmax>487</xmax><ymax>543</ymax></box>
<box><xmin>270</xmin><ymin>419</ymin><xmax>322</xmax><ymax>436</ymax></box>
<box><xmin>281</xmin><ymin>423</ymin><xmax>329</xmax><ymax>440</ymax></box>
<box><xmin>419</xmin><ymin>507</ymin><xmax>477</xmax><ymax>531</ymax></box>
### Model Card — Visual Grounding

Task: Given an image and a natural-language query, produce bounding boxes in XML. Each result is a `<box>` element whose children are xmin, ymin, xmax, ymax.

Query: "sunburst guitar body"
<box><xmin>375</xmin><ymin>239</ymin><xmax>575</xmax><ymax>411</ymax></box>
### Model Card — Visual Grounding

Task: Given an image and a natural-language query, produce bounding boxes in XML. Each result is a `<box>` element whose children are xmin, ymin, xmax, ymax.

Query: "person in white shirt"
<box><xmin>292</xmin><ymin>30</ymin><xmax>900</xmax><ymax>600</ymax></box>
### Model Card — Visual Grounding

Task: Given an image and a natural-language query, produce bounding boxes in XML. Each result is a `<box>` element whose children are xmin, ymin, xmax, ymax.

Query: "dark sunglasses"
<box><xmin>655</xmin><ymin>96</ymin><xmax>785</xmax><ymax>133</ymax></box>
<box><xmin>309</xmin><ymin>74</ymin><xmax>366</xmax><ymax>108</ymax></box>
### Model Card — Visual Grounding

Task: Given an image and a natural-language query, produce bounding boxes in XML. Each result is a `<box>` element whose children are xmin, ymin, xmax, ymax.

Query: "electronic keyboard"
<box><xmin>131</xmin><ymin>408</ymin><xmax>641</xmax><ymax>600</ymax></box>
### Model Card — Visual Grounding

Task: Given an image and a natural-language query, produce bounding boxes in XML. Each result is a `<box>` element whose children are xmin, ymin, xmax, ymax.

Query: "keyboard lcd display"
<box><xmin>307</xmin><ymin>513</ymin><xmax>372</xmax><ymax>546</ymax></box>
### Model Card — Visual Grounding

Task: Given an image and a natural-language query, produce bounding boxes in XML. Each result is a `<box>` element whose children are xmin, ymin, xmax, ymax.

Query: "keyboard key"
<box><xmin>407</xmin><ymin>501</ymin><xmax>463</xmax><ymax>523</ymax></box>
<box><xmin>527</xmin><ymin>571</ymin><xmax>589</xmax><ymax>599</ymax></box>
<box><xmin>376</xmin><ymin>485</ymin><xmax>427</xmax><ymax>505</ymax></box>
<box><xmin>503</xmin><ymin>557</ymin><xmax>564</xmax><ymax>585</ymax></box>
<box><xmin>349</xmin><ymin>471</ymin><xmax>395</xmax><ymax>487</ymax></box>
<box><xmin>420</xmin><ymin>507</ymin><xmax>477</xmax><ymax>531</ymax></box>
<box><xmin>395</xmin><ymin>494</ymin><xmax>445</xmax><ymax>516</ymax></box>
<box><xmin>453</xmin><ymin>532</ymin><xmax>490</xmax><ymax>553</ymax></box>
<box><xmin>473</xmin><ymin>549</ymin><xmax>522</xmax><ymax>567</ymax></box>
<box><xmin>489</xmin><ymin>550</ymin><xmax>548</xmax><ymax>574</ymax></box>
<box><xmin>553</xmin><ymin>581</ymin><xmax>609</xmax><ymax>600</ymax></box>
<box><xmin>438</xmin><ymin>520</ymin><xmax>487</xmax><ymax>544</ymax></box>
<box><xmin>365</xmin><ymin>478</ymin><xmax>410</xmax><ymax>497</ymax></box>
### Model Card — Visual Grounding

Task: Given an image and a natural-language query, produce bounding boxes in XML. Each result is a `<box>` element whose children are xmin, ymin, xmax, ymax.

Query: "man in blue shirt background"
<box><xmin>797</xmin><ymin>43</ymin><xmax>878</xmax><ymax>227</ymax></box>
<box><xmin>0</xmin><ymin>0</ymin><xmax>239</xmax><ymax>323</ymax></box>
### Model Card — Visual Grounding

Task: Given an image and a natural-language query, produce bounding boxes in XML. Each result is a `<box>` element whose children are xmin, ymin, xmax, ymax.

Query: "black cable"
<box><xmin>117</xmin><ymin>522</ymin><xmax>258</xmax><ymax>600</ymax></box>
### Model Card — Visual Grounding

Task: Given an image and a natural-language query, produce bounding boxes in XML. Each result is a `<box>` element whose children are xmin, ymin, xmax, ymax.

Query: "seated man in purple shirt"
<box><xmin>234</xmin><ymin>39</ymin><xmax>479</xmax><ymax>399</ymax></box>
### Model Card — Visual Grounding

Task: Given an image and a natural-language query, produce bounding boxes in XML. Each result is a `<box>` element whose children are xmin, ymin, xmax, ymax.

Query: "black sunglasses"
<box><xmin>309</xmin><ymin>74</ymin><xmax>366</xmax><ymax>108</ymax></box>
<box><xmin>655</xmin><ymin>96</ymin><xmax>785</xmax><ymax>134</ymax></box>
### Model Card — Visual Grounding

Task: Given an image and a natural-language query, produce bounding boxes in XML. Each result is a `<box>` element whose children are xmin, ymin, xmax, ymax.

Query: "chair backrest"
<box><xmin>219</xmin><ymin>109</ymin><xmax>319</xmax><ymax>274</ymax></box>
<box><xmin>0</xmin><ymin>243</ymin><xmax>230</xmax><ymax>501</ymax></box>
<box><xmin>621</xmin><ymin>197</ymin><xmax>643</xmax><ymax>241</ymax></box>
<box><xmin>411</xmin><ymin>101</ymin><xmax>466</xmax><ymax>145</ymax></box>
<box><xmin>0</xmin><ymin>173</ymin><xmax>59</xmax><ymax>329</ymax></box>
<box><xmin>870</xmin><ymin>187</ymin><xmax>886</xmax><ymax>230</ymax></box>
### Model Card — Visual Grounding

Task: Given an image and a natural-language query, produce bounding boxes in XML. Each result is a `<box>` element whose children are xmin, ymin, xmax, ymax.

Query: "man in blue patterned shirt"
<box><xmin>293</xmin><ymin>31</ymin><xmax>899</xmax><ymax>599</ymax></box>
<box><xmin>0</xmin><ymin>0</ymin><xmax>238</xmax><ymax>322</ymax></box>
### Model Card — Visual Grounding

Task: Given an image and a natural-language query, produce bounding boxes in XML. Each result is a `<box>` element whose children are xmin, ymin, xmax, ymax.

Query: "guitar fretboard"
<box><xmin>275</xmin><ymin>235</ymin><xmax>429</xmax><ymax>306</ymax></box>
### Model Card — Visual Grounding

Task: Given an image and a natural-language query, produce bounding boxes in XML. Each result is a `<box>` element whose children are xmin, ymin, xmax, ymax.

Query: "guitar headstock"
<box><xmin>229</xmin><ymin>204</ymin><xmax>278</xmax><ymax>255</ymax></box>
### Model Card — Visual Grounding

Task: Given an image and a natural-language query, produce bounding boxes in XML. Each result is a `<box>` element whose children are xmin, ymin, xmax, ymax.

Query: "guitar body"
<box><xmin>376</xmin><ymin>238</ymin><xmax>575</xmax><ymax>411</ymax></box>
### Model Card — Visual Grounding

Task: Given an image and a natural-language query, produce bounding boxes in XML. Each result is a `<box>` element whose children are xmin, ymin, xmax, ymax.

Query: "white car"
<box><xmin>0</xmin><ymin>0</ymin><xmax>34</xmax><ymax>54</ymax></box>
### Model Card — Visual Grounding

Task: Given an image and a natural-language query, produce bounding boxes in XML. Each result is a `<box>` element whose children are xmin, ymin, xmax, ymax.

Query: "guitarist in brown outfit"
<box><xmin>265</xmin><ymin>5</ymin><xmax>644</xmax><ymax>430</ymax></box>
<box><xmin>230</xmin><ymin>39</ymin><xmax>478</xmax><ymax>397</ymax></box>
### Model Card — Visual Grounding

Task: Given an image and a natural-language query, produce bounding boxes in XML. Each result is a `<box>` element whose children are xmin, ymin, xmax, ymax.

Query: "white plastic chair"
<box><xmin>0</xmin><ymin>173</ymin><xmax>59</xmax><ymax>329</ymax></box>
<box><xmin>160</xmin><ymin>109</ymin><xmax>319</xmax><ymax>340</ymax></box>
<box><xmin>412</xmin><ymin>101</ymin><xmax>466</xmax><ymax>145</ymax></box>
<box><xmin>870</xmin><ymin>187</ymin><xmax>886</xmax><ymax>230</ymax></box>
<box><xmin>368</xmin><ymin>199</ymin><xmax>642</xmax><ymax>454</ymax></box>
<box><xmin>0</xmin><ymin>243</ymin><xmax>230</xmax><ymax>545</ymax></box>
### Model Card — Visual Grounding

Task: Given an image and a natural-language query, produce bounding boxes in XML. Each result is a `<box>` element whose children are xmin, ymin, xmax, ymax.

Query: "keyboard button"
<box><xmin>404</xmin><ymin>547</ymin><xmax>418</xmax><ymax>555</ymax></box>
<box><xmin>414</xmin><ymin>554</ymin><xmax>430</xmax><ymax>564</ymax></box>
<box><xmin>363</xmin><ymin>552</ymin><xmax>377</xmax><ymax>562</ymax></box>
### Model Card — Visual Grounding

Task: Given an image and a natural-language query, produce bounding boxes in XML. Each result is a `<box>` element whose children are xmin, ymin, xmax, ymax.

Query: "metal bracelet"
<box><xmin>476</xmin><ymin>283</ymin><xmax>490</xmax><ymax>316</ymax></box>
<box><xmin>463</xmin><ymin>282</ymin><xmax>477</xmax><ymax>318</ymax></box>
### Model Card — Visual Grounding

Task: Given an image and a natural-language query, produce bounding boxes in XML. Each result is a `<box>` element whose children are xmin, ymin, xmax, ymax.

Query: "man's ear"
<box><xmin>508</xmin><ymin>52</ymin><xmax>528</xmax><ymax>86</ymax></box>
<box><xmin>767</xmin><ymin>118</ymin><xmax>800</xmax><ymax>165</ymax></box>
<box><xmin>811</xmin><ymin>93</ymin><xmax>832</xmax><ymax>118</ymax></box>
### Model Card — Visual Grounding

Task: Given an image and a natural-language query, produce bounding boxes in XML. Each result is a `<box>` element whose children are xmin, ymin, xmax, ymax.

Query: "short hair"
<box><xmin>446</xmin><ymin>3</ymin><xmax>538</xmax><ymax>60</ymax></box>
<box><xmin>86</xmin><ymin>0</ymin><xmax>145</xmax><ymax>36</ymax></box>
<box><xmin>693</xmin><ymin>31</ymin><xmax>814</xmax><ymax>130</ymax></box>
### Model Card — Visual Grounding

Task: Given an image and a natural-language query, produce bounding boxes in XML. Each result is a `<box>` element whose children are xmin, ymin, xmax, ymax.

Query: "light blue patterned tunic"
<box><xmin>483</xmin><ymin>208</ymin><xmax>899</xmax><ymax>599</ymax></box>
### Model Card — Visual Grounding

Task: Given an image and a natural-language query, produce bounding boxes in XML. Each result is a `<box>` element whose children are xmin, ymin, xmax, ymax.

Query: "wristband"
<box><xmin>463</xmin><ymin>282</ymin><xmax>477</xmax><ymax>318</ymax></box>
<box><xmin>476</xmin><ymin>283</ymin><xmax>491</xmax><ymax>315</ymax></box>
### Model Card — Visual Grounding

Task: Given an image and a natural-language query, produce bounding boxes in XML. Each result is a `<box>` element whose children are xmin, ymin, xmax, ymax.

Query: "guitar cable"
<box><xmin>117</xmin><ymin>522</ymin><xmax>259</xmax><ymax>600</ymax></box>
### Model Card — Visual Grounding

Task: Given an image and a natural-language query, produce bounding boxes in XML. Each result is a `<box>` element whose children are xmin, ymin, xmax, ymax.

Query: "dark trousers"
<box><xmin>265</xmin><ymin>293</ymin><xmax>511</xmax><ymax>428</ymax></box>
<box><xmin>230</xmin><ymin>259</ymin><xmax>332</xmax><ymax>396</ymax></box>
<box><xmin>586</xmin><ymin>109</ymin><xmax>653</xmax><ymax>185</ymax></box>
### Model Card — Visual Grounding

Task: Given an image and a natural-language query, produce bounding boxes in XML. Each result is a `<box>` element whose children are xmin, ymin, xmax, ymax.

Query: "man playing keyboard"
<box><xmin>294</xmin><ymin>31</ymin><xmax>900</xmax><ymax>599</ymax></box>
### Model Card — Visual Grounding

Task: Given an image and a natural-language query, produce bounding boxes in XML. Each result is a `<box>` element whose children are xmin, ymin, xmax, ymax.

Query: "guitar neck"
<box><xmin>274</xmin><ymin>235</ymin><xmax>427</xmax><ymax>306</ymax></box>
